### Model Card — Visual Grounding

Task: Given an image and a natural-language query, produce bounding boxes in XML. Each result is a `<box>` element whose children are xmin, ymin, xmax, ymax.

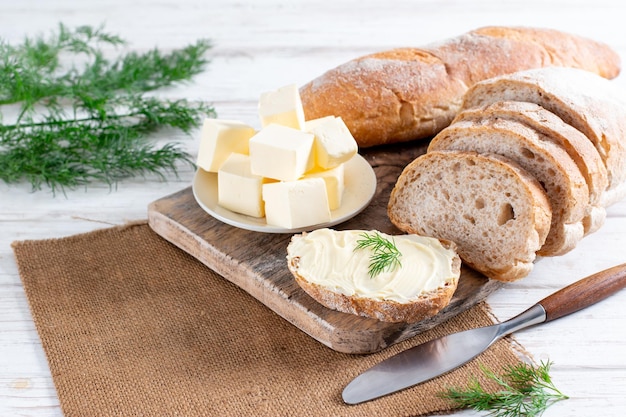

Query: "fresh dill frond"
<box><xmin>0</xmin><ymin>23</ymin><xmax>215</xmax><ymax>192</ymax></box>
<box><xmin>439</xmin><ymin>360</ymin><xmax>569</xmax><ymax>417</ymax></box>
<box><xmin>354</xmin><ymin>231</ymin><xmax>402</xmax><ymax>278</ymax></box>
<box><xmin>0</xmin><ymin>96</ymin><xmax>211</xmax><ymax>190</ymax></box>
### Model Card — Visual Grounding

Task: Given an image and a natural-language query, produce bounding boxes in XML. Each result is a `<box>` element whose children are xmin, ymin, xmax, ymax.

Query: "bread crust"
<box><xmin>429</xmin><ymin>117</ymin><xmax>589</xmax><ymax>256</ymax></box>
<box><xmin>460</xmin><ymin>67</ymin><xmax>626</xmax><ymax>206</ymax></box>
<box><xmin>453</xmin><ymin>101</ymin><xmax>608</xmax><ymax>206</ymax></box>
<box><xmin>286</xmin><ymin>235</ymin><xmax>461</xmax><ymax>323</ymax></box>
<box><xmin>453</xmin><ymin>101</ymin><xmax>608</xmax><ymax>234</ymax></box>
<box><xmin>388</xmin><ymin>151</ymin><xmax>552</xmax><ymax>282</ymax></box>
<box><xmin>300</xmin><ymin>26</ymin><xmax>621</xmax><ymax>148</ymax></box>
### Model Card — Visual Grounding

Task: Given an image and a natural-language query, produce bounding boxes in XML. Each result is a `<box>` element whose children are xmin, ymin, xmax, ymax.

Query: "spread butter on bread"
<box><xmin>388</xmin><ymin>151</ymin><xmax>552</xmax><ymax>282</ymax></box>
<box><xmin>300</xmin><ymin>27</ymin><xmax>621</xmax><ymax>148</ymax></box>
<box><xmin>286</xmin><ymin>228</ymin><xmax>461</xmax><ymax>323</ymax></box>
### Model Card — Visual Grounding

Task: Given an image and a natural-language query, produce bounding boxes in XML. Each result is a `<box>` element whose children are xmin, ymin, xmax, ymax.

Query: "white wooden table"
<box><xmin>1</xmin><ymin>1</ymin><xmax>626</xmax><ymax>415</ymax></box>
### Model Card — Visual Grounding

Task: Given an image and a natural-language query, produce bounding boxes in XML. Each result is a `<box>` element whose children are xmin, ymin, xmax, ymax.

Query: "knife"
<box><xmin>343</xmin><ymin>262</ymin><xmax>626</xmax><ymax>404</ymax></box>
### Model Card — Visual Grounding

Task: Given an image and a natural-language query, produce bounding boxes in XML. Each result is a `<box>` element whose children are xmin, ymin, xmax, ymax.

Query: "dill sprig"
<box><xmin>439</xmin><ymin>361</ymin><xmax>569</xmax><ymax>417</ymax></box>
<box><xmin>354</xmin><ymin>231</ymin><xmax>402</xmax><ymax>278</ymax></box>
<box><xmin>0</xmin><ymin>23</ymin><xmax>216</xmax><ymax>192</ymax></box>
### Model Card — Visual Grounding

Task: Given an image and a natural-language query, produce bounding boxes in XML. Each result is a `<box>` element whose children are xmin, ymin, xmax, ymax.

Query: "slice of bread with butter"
<box><xmin>286</xmin><ymin>228</ymin><xmax>461</xmax><ymax>323</ymax></box>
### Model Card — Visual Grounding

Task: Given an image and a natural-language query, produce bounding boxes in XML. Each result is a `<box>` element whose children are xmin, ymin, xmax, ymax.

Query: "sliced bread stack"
<box><xmin>388</xmin><ymin>67</ymin><xmax>626</xmax><ymax>281</ymax></box>
<box><xmin>460</xmin><ymin>67</ymin><xmax>626</xmax><ymax>207</ymax></box>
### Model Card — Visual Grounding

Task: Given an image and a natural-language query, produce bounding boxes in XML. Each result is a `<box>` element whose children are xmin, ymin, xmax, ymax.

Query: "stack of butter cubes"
<box><xmin>196</xmin><ymin>84</ymin><xmax>359</xmax><ymax>229</ymax></box>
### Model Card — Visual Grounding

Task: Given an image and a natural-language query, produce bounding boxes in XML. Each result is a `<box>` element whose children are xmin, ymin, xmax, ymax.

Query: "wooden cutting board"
<box><xmin>147</xmin><ymin>141</ymin><xmax>503</xmax><ymax>354</ymax></box>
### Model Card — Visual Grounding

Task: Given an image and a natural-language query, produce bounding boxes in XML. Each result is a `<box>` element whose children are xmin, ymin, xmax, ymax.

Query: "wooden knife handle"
<box><xmin>539</xmin><ymin>263</ymin><xmax>626</xmax><ymax>322</ymax></box>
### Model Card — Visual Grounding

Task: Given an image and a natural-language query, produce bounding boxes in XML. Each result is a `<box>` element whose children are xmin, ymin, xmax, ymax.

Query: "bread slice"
<box><xmin>286</xmin><ymin>228</ymin><xmax>461</xmax><ymax>323</ymax></box>
<box><xmin>453</xmin><ymin>101</ymin><xmax>608</xmax><ymax>234</ymax></box>
<box><xmin>460</xmin><ymin>67</ymin><xmax>626</xmax><ymax>206</ymax></box>
<box><xmin>428</xmin><ymin>118</ymin><xmax>588</xmax><ymax>256</ymax></box>
<box><xmin>388</xmin><ymin>150</ymin><xmax>551</xmax><ymax>281</ymax></box>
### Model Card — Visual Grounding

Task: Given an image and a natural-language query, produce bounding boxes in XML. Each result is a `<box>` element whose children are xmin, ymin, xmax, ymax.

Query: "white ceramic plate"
<box><xmin>192</xmin><ymin>154</ymin><xmax>377</xmax><ymax>233</ymax></box>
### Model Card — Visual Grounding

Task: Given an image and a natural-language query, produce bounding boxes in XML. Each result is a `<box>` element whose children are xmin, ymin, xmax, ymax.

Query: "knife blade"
<box><xmin>342</xmin><ymin>262</ymin><xmax>626</xmax><ymax>404</ymax></box>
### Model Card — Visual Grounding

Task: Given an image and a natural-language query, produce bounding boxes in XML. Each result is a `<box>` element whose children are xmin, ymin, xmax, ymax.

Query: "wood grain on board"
<box><xmin>147</xmin><ymin>141</ymin><xmax>503</xmax><ymax>354</ymax></box>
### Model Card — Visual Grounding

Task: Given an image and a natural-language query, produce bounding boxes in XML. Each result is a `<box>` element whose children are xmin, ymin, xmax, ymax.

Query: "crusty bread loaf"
<box><xmin>286</xmin><ymin>229</ymin><xmax>461</xmax><ymax>323</ymax></box>
<box><xmin>388</xmin><ymin>150</ymin><xmax>552</xmax><ymax>282</ymax></box>
<box><xmin>451</xmin><ymin>102</ymin><xmax>607</xmax><ymax>235</ymax></box>
<box><xmin>300</xmin><ymin>27</ymin><xmax>621</xmax><ymax>148</ymax></box>
<box><xmin>428</xmin><ymin>118</ymin><xmax>589</xmax><ymax>256</ymax></box>
<box><xmin>460</xmin><ymin>67</ymin><xmax>626</xmax><ymax>207</ymax></box>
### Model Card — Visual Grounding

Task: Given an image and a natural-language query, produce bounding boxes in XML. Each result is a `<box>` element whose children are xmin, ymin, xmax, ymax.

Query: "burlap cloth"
<box><xmin>11</xmin><ymin>221</ymin><xmax>527</xmax><ymax>417</ymax></box>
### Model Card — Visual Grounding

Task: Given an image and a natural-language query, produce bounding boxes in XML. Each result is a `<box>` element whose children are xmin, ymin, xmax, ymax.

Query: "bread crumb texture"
<box><xmin>388</xmin><ymin>151</ymin><xmax>551</xmax><ymax>282</ymax></box>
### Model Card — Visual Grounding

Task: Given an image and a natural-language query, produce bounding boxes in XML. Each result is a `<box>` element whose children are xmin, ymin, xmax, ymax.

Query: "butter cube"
<box><xmin>258</xmin><ymin>84</ymin><xmax>306</xmax><ymax>130</ymax></box>
<box><xmin>218</xmin><ymin>153</ymin><xmax>268</xmax><ymax>218</ymax></box>
<box><xmin>263</xmin><ymin>178</ymin><xmax>331</xmax><ymax>229</ymax></box>
<box><xmin>197</xmin><ymin>119</ymin><xmax>256</xmax><ymax>173</ymax></box>
<box><xmin>305</xmin><ymin>116</ymin><xmax>358</xmax><ymax>169</ymax></box>
<box><xmin>249</xmin><ymin>124</ymin><xmax>314</xmax><ymax>181</ymax></box>
<box><xmin>303</xmin><ymin>163</ymin><xmax>345</xmax><ymax>210</ymax></box>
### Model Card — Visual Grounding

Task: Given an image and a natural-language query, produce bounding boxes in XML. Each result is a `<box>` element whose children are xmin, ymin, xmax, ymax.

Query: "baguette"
<box><xmin>286</xmin><ymin>228</ymin><xmax>461</xmax><ymax>323</ymax></box>
<box><xmin>460</xmin><ymin>67</ymin><xmax>626</xmax><ymax>206</ymax></box>
<box><xmin>300</xmin><ymin>27</ymin><xmax>621</xmax><ymax>148</ymax></box>
<box><xmin>428</xmin><ymin>118</ymin><xmax>589</xmax><ymax>256</ymax></box>
<box><xmin>388</xmin><ymin>150</ymin><xmax>552</xmax><ymax>281</ymax></box>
